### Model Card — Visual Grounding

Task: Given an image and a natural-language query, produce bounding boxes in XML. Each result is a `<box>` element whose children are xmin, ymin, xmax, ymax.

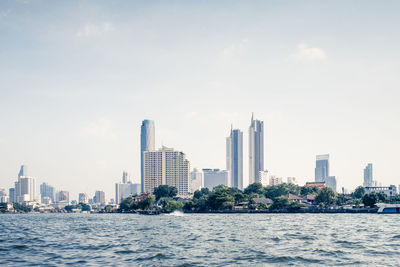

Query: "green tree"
<box><xmin>104</xmin><ymin>205</ymin><xmax>113</xmax><ymax>213</ymax></box>
<box><xmin>207</xmin><ymin>185</ymin><xmax>235</xmax><ymax>210</ymax></box>
<box><xmin>376</xmin><ymin>192</ymin><xmax>388</xmax><ymax>202</ymax></box>
<box><xmin>80</xmin><ymin>203</ymin><xmax>91</xmax><ymax>211</ymax></box>
<box><xmin>269</xmin><ymin>196</ymin><xmax>290</xmax><ymax>210</ymax></box>
<box><xmin>244</xmin><ymin>183</ymin><xmax>264</xmax><ymax>195</ymax></box>
<box><xmin>119</xmin><ymin>196</ymin><xmax>134</xmax><ymax>211</ymax></box>
<box><xmin>300</xmin><ymin>186</ymin><xmax>320</xmax><ymax>196</ymax></box>
<box><xmin>352</xmin><ymin>186</ymin><xmax>365</xmax><ymax>199</ymax></box>
<box><xmin>193</xmin><ymin>188</ymin><xmax>210</xmax><ymax>199</ymax></box>
<box><xmin>160</xmin><ymin>198</ymin><xmax>184</xmax><ymax>212</ymax></box>
<box><xmin>138</xmin><ymin>195</ymin><xmax>155</xmax><ymax>210</ymax></box>
<box><xmin>315</xmin><ymin>187</ymin><xmax>338</xmax><ymax>207</ymax></box>
<box><xmin>363</xmin><ymin>193</ymin><xmax>378</xmax><ymax>208</ymax></box>
<box><xmin>153</xmin><ymin>185</ymin><xmax>178</xmax><ymax>200</ymax></box>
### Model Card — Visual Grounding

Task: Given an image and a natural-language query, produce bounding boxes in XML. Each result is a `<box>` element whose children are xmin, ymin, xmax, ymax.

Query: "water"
<box><xmin>1</xmin><ymin>213</ymin><xmax>400</xmax><ymax>266</ymax></box>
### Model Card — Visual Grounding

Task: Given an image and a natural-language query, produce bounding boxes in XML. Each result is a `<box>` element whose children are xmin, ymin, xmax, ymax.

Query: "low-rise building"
<box><xmin>365</xmin><ymin>185</ymin><xmax>397</xmax><ymax>197</ymax></box>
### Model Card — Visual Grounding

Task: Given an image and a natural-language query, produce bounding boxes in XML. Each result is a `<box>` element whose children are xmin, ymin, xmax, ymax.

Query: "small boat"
<box><xmin>138</xmin><ymin>210</ymin><xmax>161</xmax><ymax>215</ymax></box>
<box><xmin>377</xmin><ymin>204</ymin><xmax>400</xmax><ymax>214</ymax></box>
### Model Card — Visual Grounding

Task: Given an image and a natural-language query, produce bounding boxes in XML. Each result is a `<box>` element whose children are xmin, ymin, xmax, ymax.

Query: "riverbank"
<box><xmin>184</xmin><ymin>208</ymin><xmax>379</xmax><ymax>214</ymax></box>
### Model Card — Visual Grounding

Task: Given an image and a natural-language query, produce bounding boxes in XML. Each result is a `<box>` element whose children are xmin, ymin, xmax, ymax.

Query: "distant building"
<box><xmin>40</xmin><ymin>183</ymin><xmax>55</xmax><ymax>203</ymax></box>
<box><xmin>365</xmin><ymin>185</ymin><xmax>397</xmax><ymax>197</ymax></box>
<box><xmin>269</xmin><ymin>176</ymin><xmax>283</xmax><ymax>186</ymax></box>
<box><xmin>78</xmin><ymin>193</ymin><xmax>89</xmax><ymax>204</ymax></box>
<box><xmin>143</xmin><ymin>146</ymin><xmax>190</xmax><ymax>197</ymax></box>
<box><xmin>305</xmin><ymin>182</ymin><xmax>326</xmax><ymax>189</ymax></box>
<box><xmin>115</xmin><ymin>171</ymin><xmax>141</xmax><ymax>204</ymax></box>
<box><xmin>363</xmin><ymin>163</ymin><xmax>373</xmax><ymax>187</ymax></box>
<box><xmin>56</xmin><ymin>191</ymin><xmax>69</xmax><ymax>203</ymax></box>
<box><xmin>325</xmin><ymin>176</ymin><xmax>337</xmax><ymax>192</ymax></box>
<box><xmin>249</xmin><ymin>113</ymin><xmax>264</xmax><ymax>185</ymax></box>
<box><xmin>94</xmin><ymin>191</ymin><xmax>106</xmax><ymax>204</ymax></box>
<box><xmin>141</xmin><ymin>120</ymin><xmax>155</xmax><ymax>193</ymax></box>
<box><xmin>287</xmin><ymin>177</ymin><xmax>297</xmax><ymax>184</ymax></box>
<box><xmin>190</xmin><ymin>168</ymin><xmax>203</xmax><ymax>192</ymax></box>
<box><xmin>14</xmin><ymin>165</ymin><xmax>37</xmax><ymax>203</ymax></box>
<box><xmin>227</xmin><ymin>127</ymin><xmax>243</xmax><ymax>190</ymax></box>
<box><xmin>203</xmin><ymin>169</ymin><xmax>229</xmax><ymax>190</ymax></box>
<box><xmin>0</xmin><ymin>189</ymin><xmax>8</xmax><ymax>203</ymax></box>
<box><xmin>315</xmin><ymin>154</ymin><xmax>329</xmax><ymax>182</ymax></box>
<box><xmin>9</xmin><ymin>188</ymin><xmax>15</xmax><ymax>203</ymax></box>
<box><xmin>258</xmin><ymin>170</ymin><xmax>269</xmax><ymax>186</ymax></box>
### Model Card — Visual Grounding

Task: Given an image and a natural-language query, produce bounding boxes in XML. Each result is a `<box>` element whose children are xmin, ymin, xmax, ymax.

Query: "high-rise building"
<box><xmin>363</xmin><ymin>163</ymin><xmax>373</xmax><ymax>187</ymax></box>
<box><xmin>190</xmin><ymin>168</ymin><xmax>203</xmax><ymax>192</ymax></box>
<box><xmin>94</xmin><ymin>191</ymin><xmax>106</xmax><ymax>204</ymax></box>
<box><xmin>141</xmin><ymin>120</ymin><xmax>155</xmax><ymax>193</ymax></box>
<box><xmin>9</xmin><ymin>188</ymin><xmax>15</xmax><ymax>203</ymax></box>
<box><xmin>78</xmin><ymin>193</ymin><xmax>89</xmax><ymax>204</ymax></box>
<box><xmin>325</xmin><ymin>176</ymin><xmax>337</xmax><ymax>192</ymax></box>
<box><xmin>56</xmin><ymin>191</ymin><xmax>69</xmax><ymax>203</ymax></box>
<box><xmin>249</xmin><ymin>113</ymin><xmax>264</xmax><ymax>185</ymax></box>
<box><xmin>315</xmin><ymin>154</ymin><xmax>329</xmax><ymax>182</ymax></box>
<box><xmin>143</xmin><ymin>146</ymin><xmax>190</xmax><ymax>197</ymax></box>
<box><xmin>115</xmin><ymin>171</ymin><xmax>141</xmax><ymax>204</ymax></box>
<box><xmin>287</xmin><ymin>177</ymin><xmax>297</xmax><ymax>184</ymax></box>
<box><xmin>14</xmin><ymin>165</ymin><xmax>37</xmax><ymax>203</ymax></box>
<box><xmin>203</xmin><ymin>169</ymin><xmax>229</xmax><ymax>190</ymax></box>
<box><xmin>258</xmin><ymin>170</ymin><xmax>269</xmax><ymax>186</ymax></box>
<box><xmin>226</xmin><ymin>127</ymin><xmax>243</xmax><ymax>190</ymax></box>
<box><xmin>40</xmin><ymin>182</ymin><xmax>55</xmax><ymax>203</ymax></box>
<box><xmin>269</xmin><ymin>176</ymin><xmax>283</xmax><ymax>186</ymax></box>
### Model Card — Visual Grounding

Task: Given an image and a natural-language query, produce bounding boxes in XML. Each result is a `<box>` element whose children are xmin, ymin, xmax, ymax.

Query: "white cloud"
<box><xmin>76</xmin><ymin>22</ymin><xmax>114</xmax><ymax>37</ymax></box>
<box><xmin>222</xmin><ymin>39</ymin><xmax>249</xmax><ymax>56</ymax></box>
<box><xmin>294</xmin><ymin>43</ymin><xmax>327</xmax><ymax>61</ymax></box>
<box><xmin>83</xmin><ymin>118</ymin><xmax>117</xmax><ymax>140</ymax></box>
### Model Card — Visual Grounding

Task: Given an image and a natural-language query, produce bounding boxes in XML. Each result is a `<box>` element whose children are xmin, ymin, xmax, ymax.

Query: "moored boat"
<box><xmin>377</xmin><ymin>204</ymin><xmax>400</xmax><ymax>214</ymax></box>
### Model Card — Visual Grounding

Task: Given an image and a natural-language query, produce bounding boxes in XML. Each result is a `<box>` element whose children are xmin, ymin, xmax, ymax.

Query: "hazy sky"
<box><xmin>1</xmin><ymin>0</ymin><xmax>400</xmax><ymax>200</ymax></box>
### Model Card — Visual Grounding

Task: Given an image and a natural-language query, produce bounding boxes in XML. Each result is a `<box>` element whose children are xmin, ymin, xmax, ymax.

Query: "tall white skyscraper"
<box><xmin>226</xmin><ymin>127</ymin><xmax>243</xmax><ymax>190</ymax></box>
<box><xmin>141</xmin><ymin>120</ymin><xmax>155</xmax><ymax>193</ymax></box>
<box><xmin>14</xmin><ymin>165</ymin><xmax>37</xmax><ymax>203</ymax></box>
<box><xmin>315</xmin><ymin>154</ymin><xmax>329</xmax><ymax>182</ymax></box>
<box><xmin>249</xmin><ymin>113</ymin><xmax>264</xmax><ymax>185</ymax></box>
<box><xmin>40</xmin><ymin>182</ymin><xmax>55</xmax><ymax>203</ymax></box>
<box><xmin>143</xmin><ymin>146</ymin><xmax>191</xmax><ymax>197</ymax></box>
<box><xmin>363</xmin><ymin>163</ymin><xmax>373</xmax><ymax>187</ymax></box>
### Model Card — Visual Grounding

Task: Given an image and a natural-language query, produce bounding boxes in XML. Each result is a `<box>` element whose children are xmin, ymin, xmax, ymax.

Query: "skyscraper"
<box><xmin>363</xmin><ymin>163</ymin><xmax>373</xmax><ymax>187</ymax></box>
<box><xmin>141</xmin><ymin>120</ymin><xmax>155</xmax><ymax>193</ymax></box>
<box><xmin>226</xmin><ymin>127</ymin><xmax>243</xmax><ymax>190</ymax></box>
<box><xmin>203</xmin><ymin>169</ymin><xmax>229</xmax><ymax>190</ymax></box>
<box><xmin>94</xmin><ymin>191</ymin><xmax>106</xmax><ymax>204</ymax></box>
<box><xmin>190</xmin><ymin>168</ymin><xmax>203</xmax><ymax>192</ymax></box>
<box><xmin>249</xmin><ymin>113</ymin><xmax>264</xmax><ymax>185</ymax></box>
<box><xmin>14</xmin><ymin>165</ymin><xmax>37</xmax><ymax>203</ymax></box>
<box><xmin>115</xmin><ymin>171</ymin><xmax>141</xmax><ymax>204</ymax></box>
<box><xmin>18</xmin><ymin>165</ymin><xmax>27</xmax><ymax>178</ymax></box>
<box><xmin>143</xmin><ymin>146</ymin><xmax>190</xmax><ymax>197</ymax></box>
<box><xmin>315</xmin><ymin>154</ymin><xmax>329</xmax><ymax>182</ymax></box>
<box><xmin>40</xmin><ymin>182</ymin><xmax>55</xmax><ymax>203</ymax></box>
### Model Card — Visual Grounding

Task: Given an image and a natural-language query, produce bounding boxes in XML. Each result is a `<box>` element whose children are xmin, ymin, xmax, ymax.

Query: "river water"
<box><xmin>1</xmin><ymin>213</ymin><xmax>399</xmax><ymax>266</ymax></box>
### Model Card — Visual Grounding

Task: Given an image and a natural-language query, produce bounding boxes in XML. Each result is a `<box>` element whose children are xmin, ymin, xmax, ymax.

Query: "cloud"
<box><xmin>222</xmin><ymin>39</ymin><xmax>249</xmax><ymax>56</ymax></box>
<box><xmin>184</xmin><ymin>111</ymin><xmax>198</xmax><ymax>120</ymax></box>
<box><xmin>293</xmin><ymin>43</ymin><xmax>327</xmax><ymax>61</ymax></box>
<box><xmin>76</xmin><ymin>22</ymin><xmax>114</xmax><ymax>37</ymax></box>
<box><xmin>83</xmin><ymin>118</ymin><xmax>117</xmax><ymax>140</ymax></box>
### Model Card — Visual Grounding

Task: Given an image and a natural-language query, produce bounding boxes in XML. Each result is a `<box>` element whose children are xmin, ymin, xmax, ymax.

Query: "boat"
<box><xmin>138</xmin><ymin>210</ymin><xmax>161</xmax><ymax>215</ymax></box>
<box><xmin>377</xmin><ymin>204</ymin><xmax>400</xmax><ymax>214</ymax></box>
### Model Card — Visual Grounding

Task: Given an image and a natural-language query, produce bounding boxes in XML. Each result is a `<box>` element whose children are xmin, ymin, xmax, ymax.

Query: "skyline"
<box><xmin>1</xmin><ymin>1</ymin><xmax>400</xmax><ymax>199</ymax></box>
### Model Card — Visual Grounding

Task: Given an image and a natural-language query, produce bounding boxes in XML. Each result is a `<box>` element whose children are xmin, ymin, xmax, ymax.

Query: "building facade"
<box><xmin>315</xmin><ymin>154</ymin><xmax>329</xmax><ymax>182</ymax></box>
<box><xmin>269</xmin><ymin>176</ymin><xmax>283</xmax><ymax>186</ymax></box>
<box><xmin>40</xmin><ymin>182</ymin><xmax>55</xmax><ymax>203</ymax></box>
<box><xmin>56</xmin><ymin>191</ymin><xmax>69</xmax><ymax>203</ymax></box>
<box><xmin>363</xmin><ymin>163</ymin><xmax>373</xmax><ymax>187</ymax></box>
<box><xmin>140</xmin><ymin>120</ymin><xmax>155</xmax><ymax>193</ymax></box>
<box><xmin>94</xmin><ymin>190</ymin><xmax>106</xmax><ymax>204</ymax></box>
<box><xmin>78</xmin><ymin>193</ymin><xmax>89</xmax><ymax>204</ymax></box>
<box><xmin>258</xmin><ymin>170</ymin><xmax>269</xmax><ymax>186</ymax></box>
<box><xmin>143</xmin><ymin>146</ymin><xmax>191</xmax><ymax>197</ymax></box>
<box><xmin>226</xmin><ymin>127</ymin><xmax>243</xmax><ymax>190</ymax></box>
<box><xmin>249</xmin><ymin>113</ymin><xmax>264</xmax><ymax>185</ymax></box>
<box><xmin>190</xmin><ymin>168</ymin><xmax>203</xmax><ymax>192</ymax></box>
<box><xmin>115</xmin><ymin>171</ymin><xmax>141</xmax><ymax>204</ymax></box>
<box><xmin>365</xmin><ymin>185</ymin><xmax>397</xmax><ymax>197</ymax></box>
<box><xmin>203</xmin><ymin>169</ymin><xmax>229</xmax><ymax>190</ymax></box>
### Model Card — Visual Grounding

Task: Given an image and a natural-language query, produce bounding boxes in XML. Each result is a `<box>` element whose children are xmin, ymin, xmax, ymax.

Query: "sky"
<box><xmin>1</xmin><ymin>0</ymin><xmax>400</xmax><ymax>200</ymax></box>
